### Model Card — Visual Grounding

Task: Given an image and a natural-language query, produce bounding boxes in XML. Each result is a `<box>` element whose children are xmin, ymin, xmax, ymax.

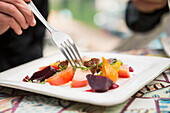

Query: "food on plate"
<box><xmin>39</xmin><ymin>60</ymin><xmax>68</xmax><ymax>71</ymax></box>
<box><xmin>86</xmin><ymin>74</ymin><xmax>113</xmax><ymax>92</ymax></box>
<box><xmin>101</xmin><ymin>57</ymin><xmax>118</xmax><ymax>83</ymax></box>
<box><xmin>23</xmin><ymin>56</ymin><xmax>134</xmax><ymax>92</ymax></box>
<box><xmin>71</xmin><ymin>68</ymin><xmax>91</xmax><ymax>88</ymax></box>
<box><xmin>129</xmin><ymin>66</ymin><xmax>134</xmax><ymax>72</ymax></box>
<box><xmin>23</xmin><ymin>66</ymin><xmax>57</xmax><ymax>83</ymax></box>
<box><xmin>118</xmin><ymin>64</ymin><xmax>130</xmax><ymax>78</ymax></box>
<box><xmin>47</xmin><ymin>66</ymin><xmax>74</xmax><ymax>86</ymax></box>
<box><xmin>84</xmin><ymin>58</ymin><xmax>99</xmax><ymax>74</ymax></box>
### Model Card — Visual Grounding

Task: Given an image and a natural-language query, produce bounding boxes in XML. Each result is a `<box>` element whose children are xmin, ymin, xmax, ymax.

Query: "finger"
<box><xmin>1</xmin><ymin>0</ymin><xmax>36</xmax><ymax>26</ymax></box>
<box><xmin>8</xmin><ymin>17</ymin><xmax>22</xmax><ymax>35</ymax></box>
<box><xmin>0</xmin><ymin>13</ymin><xmax>10</xmax><ymax>35</ymax></box>
<box><xmin>0</xmin><ymin>1</ymin><xmax>28</xmax><ymax>29</ymax></box>
<box><xmin>3</xmin><ymin>14</ymin><xmax>23</xmax><ymax>35</ymax></box>
<box><xmin>14</xmin><ymin>0</ymin><xmax>36</xmax><ymax>26</ymax></box>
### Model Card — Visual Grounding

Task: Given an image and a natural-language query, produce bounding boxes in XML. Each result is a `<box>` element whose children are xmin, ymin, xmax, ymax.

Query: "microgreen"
<box><xmin>40</xmin><ymin>79</ymin><xmax>47</xmax><ymax>84</ymax></box>
<box><xmin>98</xmin><ymin>62</ymin><xmax>103</xmax><ymax>67</ymax></box>
<box><xmin>110</xmin><ymin>59</ymin><xmax>118</xmax><ymax>65</ymax></box>
<box><xmin>76</xmin><ymin>64</ymin><xmax>96</xmax><ymax>71</ymax></box>
<box><xmin>24</xmin><ymin>78</ymin><xmax>46</xmax><ymax>84</ymax></box>
<box><xmin>24</xmin><ymin>78</ymin><xmax>32</xmax><ymax>83</ymax></box>
<box><xmin>58</xmin><ymin>63</ymin><xmax>67</xmax><ymax>71</ymax></box>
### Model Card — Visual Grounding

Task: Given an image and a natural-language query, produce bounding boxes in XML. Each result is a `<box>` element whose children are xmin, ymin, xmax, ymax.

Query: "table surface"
<box><xmin>0</xmin><ymin>49</ymin><xmax>169</xmax><ymax>113</ymax></box>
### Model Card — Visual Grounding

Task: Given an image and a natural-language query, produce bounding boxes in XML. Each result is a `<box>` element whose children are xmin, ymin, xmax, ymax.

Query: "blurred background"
<box><xmin>43</xmin><ymin>0</ymin><xmax>166</xmax><ymax>56</ymax></box>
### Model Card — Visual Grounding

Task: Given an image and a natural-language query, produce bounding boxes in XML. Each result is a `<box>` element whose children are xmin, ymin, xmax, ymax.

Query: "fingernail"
<box><xmin>23</xmin><ymin>24</ymin><xmax>29</xmax><ymax>29</ymax></box>
<box><xmin>18</xmin><ymin>30</ymin><xmax>22</xmax><ymax>35</ymax></box>
<box><xmin>32</xmin><ymin>19</ymin><xmax>36</xmax><ymax>26</ymax></box>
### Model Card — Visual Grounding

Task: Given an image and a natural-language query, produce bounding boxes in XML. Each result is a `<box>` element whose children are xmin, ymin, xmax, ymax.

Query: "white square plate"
<box><xmin>0</xmin><ymin>52</ymin><xmax>169</xmax><ymax>106</ymax></box>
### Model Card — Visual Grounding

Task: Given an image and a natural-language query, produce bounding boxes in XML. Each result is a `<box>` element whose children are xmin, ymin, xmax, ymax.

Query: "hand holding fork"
<box><xmin>28</xmin><ymin>1</ymin><xmax>83</xmax><ymax>70</ymax></box>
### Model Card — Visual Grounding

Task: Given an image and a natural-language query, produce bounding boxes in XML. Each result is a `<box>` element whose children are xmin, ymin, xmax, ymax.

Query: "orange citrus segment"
<box><xmin>101</xmin><ymin>57</ymin><xmax>118</xmax><ymax>83</ymax></box>
<box><xmin>112</xmin><ymin>60</ymin><xmax>121</xmax><ymax>72</ymax></box>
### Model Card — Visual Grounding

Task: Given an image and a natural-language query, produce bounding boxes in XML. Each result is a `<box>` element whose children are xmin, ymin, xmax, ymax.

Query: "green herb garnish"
<box><xmin>98</xmin><ymin>62</ymin><xmax>103</xmax><ymax>67</ymax></box>
<box><xmin>24</xmin><ymin>78</ymin><xmax>32</xmax><ymax>83</ymax></box>
<box><xmin>24</xmin><ymin>78</ymin><xmax>46</xmax><ymax>84</ymax></box>
<box><xmin>110</xmin><ymin>59</ymin><xmax>118</xmax><ymax>65</ymax></box>
<box><xmin>58</xmin><ymin>63</ymin><xmax>67</xmax><ymax>71</ymax></box>
<box><xmin>76</xmin><ymin>64</ymin><xmax>96</xmax><ymax>71</ymax></box>
<box><xmin>40</xmin><ymin>79</ymin><xmax>47</xmax><ymax>84</ymax></box>
<box><xmin>121</xmin><ymin>61</ymin><xmax>123</xmax><ymax>65</ymax></box>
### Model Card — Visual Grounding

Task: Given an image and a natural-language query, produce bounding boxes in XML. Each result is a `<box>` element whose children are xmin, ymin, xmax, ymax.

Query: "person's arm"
<box><xmin>126</xmin><ymin>0</ymin><xmax>169</xmax><ymax>32</ymax></box>
<box><xmin>0</xmin><ymin>0</ymin><xmax>36</xmax><ymax>35</ymax></box>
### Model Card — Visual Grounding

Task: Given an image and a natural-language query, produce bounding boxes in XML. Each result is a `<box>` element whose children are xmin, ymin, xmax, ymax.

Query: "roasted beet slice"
<box><xmin>86</xmin><ymin>74</ymin><xmax>113</xmax><ymax>92</ymax></box>
<box><xmin>84</xmin><ymin>58</ymin><xmax>99</xmax><ymax>74</ymax></box>
<box><xmin>29</xmin><ymin>66</ymin><xmax>57</xmax><ymax>82</ymax></box>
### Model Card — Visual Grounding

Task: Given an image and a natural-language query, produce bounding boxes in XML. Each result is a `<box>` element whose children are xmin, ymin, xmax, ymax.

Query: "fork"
<box><xmin>28</xmin><ymin>1</ymin><xmax>83</xmax><ymax>70</ymax></box>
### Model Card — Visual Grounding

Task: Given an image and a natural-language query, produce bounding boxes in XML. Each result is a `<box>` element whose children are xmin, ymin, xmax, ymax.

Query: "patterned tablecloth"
<box><xmin>0</xmin><ymin>49</ymin><xmax>169</xmax><ymax>113</ymax></box>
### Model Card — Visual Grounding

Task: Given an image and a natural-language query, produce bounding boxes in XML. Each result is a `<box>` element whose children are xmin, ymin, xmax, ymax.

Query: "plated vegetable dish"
<box><xmin>23</xmin><ymin>56</ymin><xmax>134</xmax><ymax>92</ymax></box>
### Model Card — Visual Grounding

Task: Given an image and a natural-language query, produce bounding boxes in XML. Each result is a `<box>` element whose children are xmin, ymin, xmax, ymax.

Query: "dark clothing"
<box><xmin>126</xmin><ymin>1</ymin><xmax>169</xmax><ymax>32</ymax></box>
<box><xmin>0</xmin><ymin>0</ymin><xmax>48</xmax><ymax>72</ymax></box>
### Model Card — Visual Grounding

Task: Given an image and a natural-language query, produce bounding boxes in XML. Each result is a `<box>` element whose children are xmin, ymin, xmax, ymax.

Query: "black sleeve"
<box><xmin>125</xmin><ymin>1</ymin><xmax>169</xmax><ymax>32</ymax></box>
<box><xmin>0</xmin><ymin>0</ymin><xmax>48</xmax><ymax>72</ymax></box>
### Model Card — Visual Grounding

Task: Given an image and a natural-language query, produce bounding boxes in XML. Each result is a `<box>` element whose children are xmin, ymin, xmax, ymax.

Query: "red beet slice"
<box><xmin>86</xmin><ymin>74</ymin><xmax>113</xmax><ymax>92</ymax></box>
<box><xmin>29</xmin><ymin>66</ymin><xmax>57</xmax><ymax>82</ymax></box>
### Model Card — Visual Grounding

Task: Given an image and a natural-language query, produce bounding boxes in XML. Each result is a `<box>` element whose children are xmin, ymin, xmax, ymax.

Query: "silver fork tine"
<box><xmin>67</xmin><ymin>39</ymin><xmax>84</xmax><ymax>65</ymax></box>
<box><xmin>65</xmin><ymin>40</ymin><xmax>82</xmax><ymax>66</ymax></box>
<box><xmin>63</xmin><ymin>41</ymin><xmax>78</xmax><ymax>67</ymax></box>
<box><xmin>59</xmin><ymin>45</ymin><xmax>76</xmax><ymax>70</ymax></box>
